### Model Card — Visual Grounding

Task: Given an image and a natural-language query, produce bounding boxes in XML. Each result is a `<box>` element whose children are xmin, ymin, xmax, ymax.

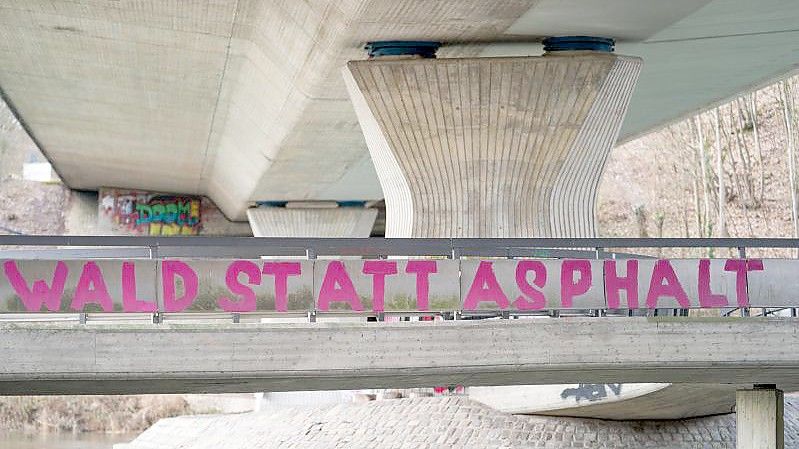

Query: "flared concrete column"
<box><xmin>345</xmin><ymin>46</ymin><xmax>664</xmax><ymax>418</ymax></box>
<box><xmin>737</xmin><ymin>387</ymin><xmax>784</xmax><ymax>449</ymax></box>
<box><xmin>344</xmin><ymin>52</ymin><xmax>641</xmax><ymax>238</ymax></box>
<box><xmin>246</xmin><ymin>202</ymin><xmax>377</xmax><ymax>237</ymax></box>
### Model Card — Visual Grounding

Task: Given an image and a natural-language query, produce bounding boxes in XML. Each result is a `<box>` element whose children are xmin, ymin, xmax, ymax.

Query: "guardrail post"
<box><xmin>737</xmin><ymin>246</ymin><xmax>752</xmax><ymax>318</ymax></box>
<box><xmin>595</xmin><ymin>247</ymin><xmax>604</xmax><ymax>317</ymax></box>
<box><xmin>306</xmin><ymin>247</ymin><xmax>319</xmax><ymax>321</ymax></box>
<box><xmin>78</xmin><ymin>313</ymin><xmax>87</xmax><ymax>325</ymax></box>
<box><xmin>152</xmin><ymin>312</ymin><xmax>162</xmax><ymax>324</ymax></box>
<box><xmin>232</xmin><ymin>313</ymin><xmax>240</xmax><ymax>324</ymax></box>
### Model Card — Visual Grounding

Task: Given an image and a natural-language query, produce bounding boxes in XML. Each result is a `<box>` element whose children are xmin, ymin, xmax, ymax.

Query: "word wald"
<box><xmin>0</xmin><ymin>258</ymin><xmax>782</xmax><ymax>314</ymax></box>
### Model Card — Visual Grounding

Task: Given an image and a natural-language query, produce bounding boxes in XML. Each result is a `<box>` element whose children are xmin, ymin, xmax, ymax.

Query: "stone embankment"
<box><xmin>118</xmin><ymin>395</ymin><xmax>799</xmax><ymax>449</ymax></box>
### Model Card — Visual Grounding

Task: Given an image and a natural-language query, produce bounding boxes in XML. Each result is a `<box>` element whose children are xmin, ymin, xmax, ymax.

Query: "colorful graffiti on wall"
<box><xmin>99</xmin><ymin>189</ymin><xmax>201</xmax><ymax>236</ymax></box>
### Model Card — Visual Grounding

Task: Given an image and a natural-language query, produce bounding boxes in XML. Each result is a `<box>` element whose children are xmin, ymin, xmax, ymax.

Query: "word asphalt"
<box><xmin>0</xmin><ymin>257</ymin><xmax>791</xmax><ymax>314</ymax></box>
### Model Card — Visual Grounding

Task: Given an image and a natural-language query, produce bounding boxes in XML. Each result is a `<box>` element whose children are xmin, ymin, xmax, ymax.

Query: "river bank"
<box><xmin>0</xmin><ymin>395</ymin><xmax>204</xmax><ymax>434</ymax></box>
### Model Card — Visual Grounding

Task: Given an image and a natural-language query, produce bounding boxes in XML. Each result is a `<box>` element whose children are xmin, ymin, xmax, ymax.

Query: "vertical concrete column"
<box><xmin>344</xmin><ymin>52</ymin><xmax>641</xmax><ymax>238</ymax></box>
<box><xmin>737</xmin><ymin>387</ymin><xmax>784</xmax><ymax>449</ymax></box>
<box><xmin>246</xmin><ymin>202</ymin><xmax>377</xmax><ymax>237</ymax></box>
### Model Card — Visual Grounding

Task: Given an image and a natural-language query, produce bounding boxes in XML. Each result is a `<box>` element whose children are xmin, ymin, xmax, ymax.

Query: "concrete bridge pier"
<box><xmin>245</xmin><ymin>202</ymin><xmax>376</xmax><ymax>238</ymax></box>
<box><xmin>342</xmin><ymin>41</ymin><xmax>658</xmax><ymax>416</ymax></box>
<box><xmin>737</xmin><ymin>386</ymin><xmax>784</xmax><ymax>449</ymax></box>
<box><xmin>343</xmin><ymin>40</ymin><xmax>641</xmax><ymax>238</ymax></box>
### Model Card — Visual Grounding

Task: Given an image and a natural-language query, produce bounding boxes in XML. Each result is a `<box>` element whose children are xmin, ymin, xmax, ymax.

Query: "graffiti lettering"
<box><xmin>100</xmin><ymin>190</ymin><xmax>201</xmax><ymax>236</ymax></box>
<box><xmin>560</xmin><ymin>384</ymin><xmax>623</xmax><ymax>403</ymax></box>
<box><xmin>3</xmin><ymin>258</ymin><xmax>788</xmax><ymax>314</ymax></box>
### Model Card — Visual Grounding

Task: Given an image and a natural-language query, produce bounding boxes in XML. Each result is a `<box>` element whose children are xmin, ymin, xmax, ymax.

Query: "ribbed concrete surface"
<box><xmin>549</xmin><ymin>56</ymin><xmax>641</xmax><ymax>237</ymax></box>
<box><xmin>246</xmin><ymin>207</ymin><xmax>377</xmax><ymax>237</ymax></box>
<box><xmin>344</xmin><ymin>54</ymin><xmax>641</xmax><ymax>238</ymax></box>
<box><xmin>117</xmin><ymin>395</ymin><xmax>799</xmax><ymax>449</ymax></box>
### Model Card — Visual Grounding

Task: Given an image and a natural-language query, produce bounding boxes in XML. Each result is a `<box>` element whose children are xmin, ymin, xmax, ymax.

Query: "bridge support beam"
<box><xmin>246</xmin><ymin>202</ymin><xmax>376</xmax><ymax>237</ymax></box>
<box><xmin>2</xmin><ymin>318</ymin><xmax>799</xmax><ymax>395</ymax></box>
<box><xmin>737</xmin><ymin>386</ymin><xmax>784</xmax><ymax>449</ymax></box>
<box><xmin>343</xmin><ymin>50</ymin><xmax>641</xmax><ymax>238</ymax></box>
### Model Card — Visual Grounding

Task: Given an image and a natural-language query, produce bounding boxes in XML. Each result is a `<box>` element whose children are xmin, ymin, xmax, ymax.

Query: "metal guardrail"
<box><xmin>1</xmin><ymin>236</ymin><xmax>798</xmax><ymax>259</ymax></box>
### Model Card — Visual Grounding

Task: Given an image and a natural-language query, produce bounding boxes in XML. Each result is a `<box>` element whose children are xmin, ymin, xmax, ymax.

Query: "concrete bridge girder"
<box><xmin>1</xmin><ymin>318</ymin><xmax>798</xmax><ymax>396</ymax></box>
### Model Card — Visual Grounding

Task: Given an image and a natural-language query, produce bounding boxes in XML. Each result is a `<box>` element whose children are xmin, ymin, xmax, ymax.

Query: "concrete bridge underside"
<box><xmin>0</xmin><ymin>1</ymin><xmax>797</xmax><ymax>219</ymax></box>
<box><xmin>2</xmin><ymin>318</ymin><xmax>798</xmax><ymax>397</ymax></box>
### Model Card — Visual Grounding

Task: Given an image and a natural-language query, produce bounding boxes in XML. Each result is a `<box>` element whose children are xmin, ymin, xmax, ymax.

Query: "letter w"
<box><xmin>3</xmin><ymin>261</ymin><xmax>68</xmax><ymax>312</ymax></box>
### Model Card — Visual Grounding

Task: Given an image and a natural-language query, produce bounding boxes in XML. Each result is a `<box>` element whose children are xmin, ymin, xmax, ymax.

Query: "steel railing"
<box><xmin>1</xmin><ymin>236</ymin><xmax>798</xmax><ymax>259</ymax></box>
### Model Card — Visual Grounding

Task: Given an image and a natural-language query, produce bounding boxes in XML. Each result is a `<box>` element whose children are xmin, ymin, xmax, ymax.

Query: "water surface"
<box><xmin>0</xmin><ymin>431</ymin><xmax>135</xmax><ymax>449</ymax></box>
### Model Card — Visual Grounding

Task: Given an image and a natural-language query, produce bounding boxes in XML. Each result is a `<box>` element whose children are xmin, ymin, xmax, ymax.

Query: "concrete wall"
<box><xmin>98</xmin><ymin>187</ymin><xmax>251</xmax><ymax>236</ymax></box>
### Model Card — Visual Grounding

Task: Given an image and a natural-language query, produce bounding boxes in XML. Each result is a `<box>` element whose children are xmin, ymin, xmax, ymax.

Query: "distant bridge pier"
<box><xmin>737</xmin><ymin>386</ymin><xmax>784</xmax><ymax>449</ymax></box>
<box><xmin>246</xmin><ymin>202</ymin><xmax>376</xmax><ymax>238</ymax></box>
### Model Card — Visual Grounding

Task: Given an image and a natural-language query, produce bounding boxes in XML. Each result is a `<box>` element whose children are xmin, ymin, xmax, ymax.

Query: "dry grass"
<box><xmin>0</xmin><ymin>395</ymin><xmax>204</xmax><ymax>434</ymax></box>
